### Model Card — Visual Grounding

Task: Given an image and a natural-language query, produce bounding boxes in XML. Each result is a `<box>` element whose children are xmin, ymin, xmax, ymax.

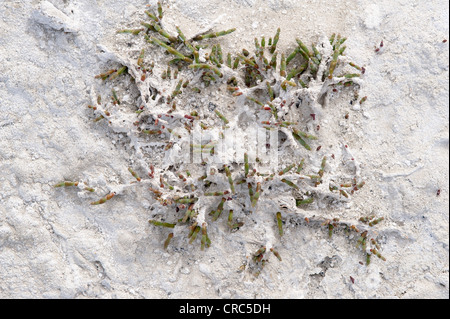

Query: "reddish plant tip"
<box><xmin>437</xmin><ymin>189</ymin><xmax>441</xmax><ymax>196</ymax></box>
<box><xmin>375</xmin><ymin>40</ymin><xmax>384</xmax><ymax>53</ymax></box>
<box><xmin>310</xmin><ymin>113</ymin><xmax>316</xmax><ymax>120</ymax></box>
<box><xmin>443</xmin><ymin>39</ymin><xmax>447</xmax><ymax>43</ymax></box>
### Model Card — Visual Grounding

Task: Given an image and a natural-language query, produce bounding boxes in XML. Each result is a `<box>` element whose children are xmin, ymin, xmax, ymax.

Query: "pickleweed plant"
<box><xmin>54</xmin><ymin>2</ymin><xmax>385</xmax><ymax>276</ymax></box>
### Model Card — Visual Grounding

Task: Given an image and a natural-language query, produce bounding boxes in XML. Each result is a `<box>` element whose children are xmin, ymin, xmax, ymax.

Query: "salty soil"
<box><xmin>0</xmin><ymin>0</ymin><xmax>448</xmax><ymax>298</ymax></box>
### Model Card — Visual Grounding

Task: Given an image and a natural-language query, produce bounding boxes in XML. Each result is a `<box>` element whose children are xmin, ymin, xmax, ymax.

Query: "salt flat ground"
<box><xmin>0</xmin><ymin>0</ymin><xmax>448</xmax><ymax>298</ymax></box>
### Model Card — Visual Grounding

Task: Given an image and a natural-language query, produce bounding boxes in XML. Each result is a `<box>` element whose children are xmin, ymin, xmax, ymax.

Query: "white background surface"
<box><xmin>0</xmin><ymin>0</ymin><xmax>448</xmax><ymax>298</ymax></box>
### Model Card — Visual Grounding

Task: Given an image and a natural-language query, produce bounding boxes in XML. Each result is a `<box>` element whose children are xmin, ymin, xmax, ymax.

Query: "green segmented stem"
<box><xmin>238</xmin><ymin>54</ymin><xmax>258</xmax><ymax>68</ymax></box>
<box><xmin>224</xmin><ymin>165</ymin><xmax>235</xmax><ymax>194</ymax></box>
<box><xmin>175</xmin><ymin>197</ymin><xmax>198</xmax><ymax>204</ymax></box>
<box><xmin>344</xmin><ymin>73</ymin><xmax>360</xmax><ymax>78</ymax></box>
<box><xmin>149</xmin><ymin>220</ymin><xmax>176</xmax><ymax>228</ymax></box>
<box><xmin>280</xmin><ymin>53</ymin><xmax>286</xmax><ymax>77</ymax></box>
<box><xmin>254</xmin><ymin>37</ymin><xmax>261</xmax><ymax>56</ymax></box>
<box><xmin>296</xmin><ymin>197</ymin><xmax>314</xmax><ymax>206</ymax></box>
<box><xmin>188</xmin><ymin>63</ymin><xmax>222</xmax><ymax>77</ymax></box>
<box><xmin>292</xmin><ymin>128</ymin><xmax>317</xmax><ymax>140</ymax></box>
<box><xmin>244</xmin><ymin>153</ymin><xmax>249</xmax><ymax>177</ymax></box>
<box><xmin>200</xmin><ymin>224</ymin><xmax>211</xmax><ymax>250</ymax></box>
<box><xmin>286</xmin><ymin>62</ymin><xmax>307</xmax><ymax>81</ymax></box>
<box><xmin>212</xmin><ymin>198</ymin><xmax>226</xmax><ymax>221</ymax></box>
<box><xmin>246</xmin><ymin>96</ymin><xmax>264</xmax><ymax>107</ymax></box>
<box><xmin>281</xmin><ymin>80</ymin><xmax>296</xmax><ymax>90</ymax></box>
<box><xmin>227</xmin><ymin>210</ymin><xmax>240</xmax><ymax>229</ymax></box>
<box><xmin>295</xmin><ymin>39</ymin><xmax>311</xmax><ymax>57</ymax></box>
<box><xmin>356</xmin><ymin>230</ymin><xmax>368</xmax><ymax>248</ymax></box>
<box><xmin>279</xmin><ymin>163</ymin><xmax>296</xmax><ymax>175</ymax></box>
<box><xmin>233</xmin><ymin>56</ymin><xmax>240</xmax><ymax>69</ymax></box>
<box><xmin>192</xmin><ymin>28</ymin><xmax>236</xmax><ymax>41</ymax></box>
<box><xmin>54</xmin><ymin>181</ymin><xmax>79</xmax><ymax>187</ymax></box>
<box><xmin>281</xmin><ymin>178</ymin><xmax>299</xmax><ymax>189</ymax></box>
<box><xmin>214</xmin><ymin>109</ymin><xmax>229</xmax><ymax>124</ymax></box>
<box><xmin>309</xmin><ymin>59</ymin><xmax>318</xmax><ymax>75</ymax></box>
<box><xmin>312</xmin><ymin>44</ymin><xmax>322</xmax><ymax>61</ymax></box>
<box><xmin>296</xmin><ymin>159</ymin><xmax>305</xmax><ymax>173</ymax></box>
<box><xmin>265</xmin><ymin>81</ymin><xmax>275</xmax><ymax>101</ymax></box>
<box><xmin>91</xmin><ymin>193</ymin><xmax>115</xmax><ymax>205</ymax></box>
<box><xmin>204</xmin><ymin>191</ymin><xmax>229</xmax><ymax>196</ymax></box>
<box><xmin>175</xmin><ymin>26</ymin><xmax>199</xmax><ymax>63</ymax></box>
<box><xmin>226</xmin><ymin>53</ymin><xmax>232</xmax><ymax>67</ymax></box>
<box><xmin>108</xmin><ymin>66</ymin><xmax>127</xmax><ymax>81</ymax></box>
<box><xmin>270</xmin><ymin>28</ymin><xmax>280</xmax><ymax>54</ymax></box>
<box><xmin>171</xmin><ymin>80</ymin><xmax>183</xmax><ymax>99</ymax></box>
<box><xmin>269</xmin><ymin>51</ymin><xmax>277</xmax><ymax>69</ymax></box>
<box><xmin>140</xmin><ymin>21</ymin><xmax>157</xmax><ymax>32</ymax></box>
<box><xmin>157</xmin><ymin>1</ymin><xmax>163</xmax><ymax>19</ymax></box>
<box><xmin>276</xmin><ymin>212</ymin><xmax>283</xmax><ymax>236</ymax></box>
<box><xmin>164</xmin><ymin>233</ymin><xmax>173</xmax><ymax>250</ymax></box>
<box><xmin>359</xmin><ymin>96</ymin><xmax>367</xmax><ymax>104</ymax></box>
<box><xmin>145</xmin><ymin>10</ymin><xmax>160</xmax><ymax>23</ymax></box>
<box><xmin>349</xmin><ymin>62</ymin><xmax>362</xmax><ymax>71</ymax></box>
<box><xmin>286</xmin><ymin>47</ymin><xmax>299</xmax><ymax>64</ymax></box>
<box><xmin>271</xmin><ymin>248</ymin><xmax>282</xmax><ymax>261</ymax></box>
<box><xmin>188</xmin><ymin>225</ymin><xmax>201</xmax><ymax>243</ymax></box>
<box><xmin>318</xmin><ymin>156</ymin><xmax>327</xmax><ymax>178</ymax></box>
<box><xmin>328</xmin><ymin>224</ymin><xmax>334</xmax><ymax>238</ymax></box>
<box><xmin>369</xmin><ymin>217</ymin><xmax>384</xmax><ymax>227</ymax></box>
<box><xmin>329</xmin><ymin>33</ymin><xmax>336</xmax><ymax>45</ymax></box>
<box><xmin>142</xmin><ymin>129</ymin><xmax>162</xmax><ymax>135</ymax></box>
<box><xmin>216</xmin><ymin>44</ymin><xmax>223</xmax><ymax>64</ymax></box>
<box><xmin>253</xmin><ymin>246</ymin><xmax>266</xmax><ymax>262</ymax></box>
<box><xmin>248</xmin><ymin>182</ymin><xmax>254</xmax><ymax>201</ymax></box>
<box><xmin>298</xmin><ymin>79</ymin><xmax>307</xmax><ymax>88</ymax></box>
<box><xmin>371</xmin><ymin>248</ymin><xmax>386</xmax><ymax>261</ymax></box>
<box><xmin>182</xmin><ymin>204</ymin><xmax>196</xmax><ymax>223</ymax></box>
<box><xmin>128</xmin><ymin>168</ymin><xmax>141</xmax><ymax>181</ymax></box>
<box><xmin>371</xmin><ymin>239</ymin><xmax>381</xmax><ymax>250</ymax></box>
<box><xmin>149</xmin><ymin>37</ymin><xmax>192</xmax><ymax>63</ymax></box>
<box><xmin>137</xmin><ymin>49</ymin><xmax>145</xmax><ymax>67</ymax></box>
<box><xmin>328</xmin><ymin>40</ymin><xmax>342</xmax><ymax>79</ymax></box>
<box><xmin>296</xmin><ymin>47</ymin><xmax>310</xmax><ymax>61</ymax></box>
<box><xmin>111</xmin><ymin>89</ymin><xmax>120</xmax><ymax>104</ymax></box>
<box><xmin>340</xmin><ymin>189</ymin><xmax>349</xmax><ymax>198</ymax></box>
<box><xmin>117</xmin><ymin>28</ymin><xmax>143</xmax><ymax>35</ymax></box>
<box><xmin>251</xmin><ymin>182</ymin><xmax>261</xmax><ymax>207</ymax></box>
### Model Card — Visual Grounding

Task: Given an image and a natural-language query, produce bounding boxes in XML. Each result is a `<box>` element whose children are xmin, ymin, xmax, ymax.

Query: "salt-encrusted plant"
<box><xmin>54</xmin><ymin>2</ymin><xmax>385</xmax><ymax>276</ymax></box>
